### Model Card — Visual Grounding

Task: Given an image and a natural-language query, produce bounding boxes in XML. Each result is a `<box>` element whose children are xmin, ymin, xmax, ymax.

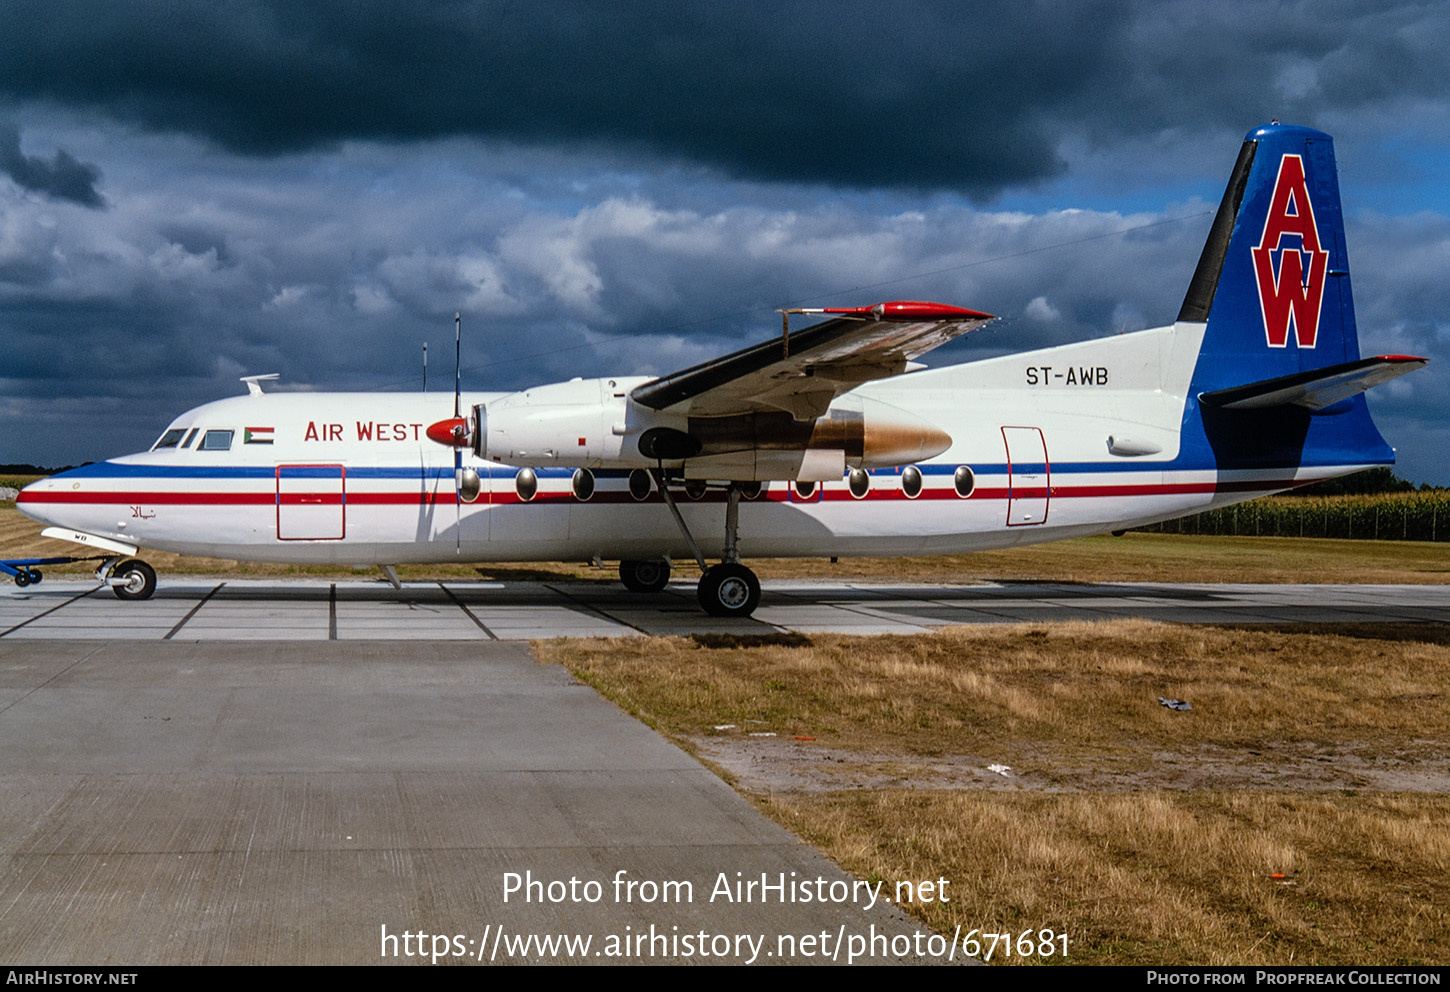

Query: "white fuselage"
<box><xmin>17</xmin><ymin>322</ymin><xmax>1372</xmax><ymax>566</ymax></box>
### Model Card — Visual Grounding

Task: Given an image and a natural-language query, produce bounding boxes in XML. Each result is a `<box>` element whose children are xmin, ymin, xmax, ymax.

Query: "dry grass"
<box><xmin>535</xmin><ymin>621</ymin><xmax>1450</xmax><ymax>965</ymax></box>
<box><xmin>752</xmin><ymin>534</ymin><xmax>1450</xmax><ymax>584</ymax></box>
<box><xmin>766</xmin><ymin>790</ymin><xmax>1450</xmax><ymax>965</ymax></box>
<box><xmin>539</xmin><ymin>621</ymin><xmax>1450</xmax><ymax>765</ymax></box>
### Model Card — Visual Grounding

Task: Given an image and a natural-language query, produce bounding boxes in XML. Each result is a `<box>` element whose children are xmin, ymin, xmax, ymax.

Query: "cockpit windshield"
<box><xmin>151</xmin><ymin>426</ymin><xmax>233</xmax><ymax>452</ymax></box>
<box><xmin>151</xmin><ymin>428</ymin><xmax>186</xmax><ymax>450</ymax></box>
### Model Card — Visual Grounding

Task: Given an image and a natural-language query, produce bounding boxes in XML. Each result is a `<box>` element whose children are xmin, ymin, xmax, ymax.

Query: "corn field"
<box><xmin>1136</xmin><ymin>491</ymin><xmax>1450</xmax><ymax>542</ymax></box>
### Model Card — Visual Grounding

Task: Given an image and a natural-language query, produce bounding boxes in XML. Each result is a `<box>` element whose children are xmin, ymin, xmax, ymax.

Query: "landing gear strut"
<box><xmin>651</xmin><ymin>470</ymin><xmax>762</xmax><ymax>618</ymax></box>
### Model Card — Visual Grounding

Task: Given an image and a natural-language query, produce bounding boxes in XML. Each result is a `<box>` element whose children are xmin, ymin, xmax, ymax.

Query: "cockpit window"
<box><xmin>152</xmin><ymin>428</ymin><xmax>185</xmax><ymax>450</ymax></box>
<box><xmin>181</xmin><ymin>428</ymin><xmax>199</xmax><ymax>449</ymax></box>
<box><xmin>199</xmin><ymin>429</ymin><xmax>234</xmax><ymax>451</ymax></box>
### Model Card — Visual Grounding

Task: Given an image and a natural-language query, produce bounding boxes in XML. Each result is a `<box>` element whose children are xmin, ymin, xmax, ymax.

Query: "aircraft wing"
<box><xmin>630</xmin><ymin>301</ymin><xmax>993</xmax><ymax>421</ymax></box>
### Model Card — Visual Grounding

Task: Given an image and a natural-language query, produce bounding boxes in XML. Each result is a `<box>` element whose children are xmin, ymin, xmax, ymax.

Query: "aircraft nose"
<box><xmin>15</xmin><ymin>475</ymin><xmax>55</xmax><ymax>524</ymax></box>
<box><xmin>13</xmin><ymin>468</ymin><xmax>82</xmax><ymax>527</ymax></box>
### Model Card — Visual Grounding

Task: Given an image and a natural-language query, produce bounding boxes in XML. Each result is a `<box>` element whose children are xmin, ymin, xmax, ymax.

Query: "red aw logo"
<box><xmin>1252</xmin><ymin>154</ymin><xmax>1329</xmax><ymax>348</ymax></box>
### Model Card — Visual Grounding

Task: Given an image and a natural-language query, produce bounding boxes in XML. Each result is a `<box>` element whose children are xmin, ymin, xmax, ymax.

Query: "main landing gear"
<box><xmin>696</xmin><ymin>561</ymin><xmax>761</xmax><ymax>618</ymax></box>
<box><xmin>619</xmin><ymin>558</ymin><xmax>672</xmax><ymax>593</ymax></box>
<box><xmin>647</xmin><ymin>471</ymin><xmax>762</xmax><ymax>619</ymax></box>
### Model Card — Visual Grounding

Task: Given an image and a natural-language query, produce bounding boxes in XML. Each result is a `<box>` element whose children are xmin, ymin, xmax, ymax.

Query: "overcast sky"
<box><xmin>3</xmin><ymin>0</ymin><xmax>1449</xmax><ymax>481</ymax></box>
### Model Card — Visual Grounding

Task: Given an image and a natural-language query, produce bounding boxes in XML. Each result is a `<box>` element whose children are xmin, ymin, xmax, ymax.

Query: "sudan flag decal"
<box><xmin>244</xmin><ymin>427</ymin><xmax>274</xmax><ymax>444</ymax></box>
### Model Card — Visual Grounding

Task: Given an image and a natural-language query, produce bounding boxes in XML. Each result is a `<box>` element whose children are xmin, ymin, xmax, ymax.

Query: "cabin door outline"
<box><xmin>1001</xmin><ymin>426</ymin><xmax>1050</xmax><ymax>527</ymax></box>
<box><xmin>276</xmin><ymin>464</ymin><xmax>346</xmax><ymax>540</ymax></box>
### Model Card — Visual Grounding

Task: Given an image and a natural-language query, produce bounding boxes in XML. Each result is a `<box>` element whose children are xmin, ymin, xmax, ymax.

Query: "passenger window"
<box><xmin>199</xmin><ymin>429</ymin><xmax>234</xmax><ymax>451</ymax></box>
<box><xmin>954</xmin><ymin>465</ymin><xmax>975</xmax><ymax>498</ymax></box>
<box><xmin>515</xmin><ymin>468</ymin><xmax>537</xmax><ymax>501</ymax></box>
<box><xmin>901</xmin><ymin>465</ymin><xmax>923</xmax><ymax>498</ymax></box>
<box><xmin>152</xmin><ymin>428</ymin><xmax>185</xmax><ymax>450</ymax></box>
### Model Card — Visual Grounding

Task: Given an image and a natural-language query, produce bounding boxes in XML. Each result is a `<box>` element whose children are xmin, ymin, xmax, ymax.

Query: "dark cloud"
<box><xmin>14</xmin><ymin>1</ymin><xmax>1446</xmax><ymax>198</ymax></box>
<box><xmin>0</xmin><ymin>1</ymin><xmax>1097</xmax><ymax>196</ymax></box>
<box><xmin>0</xmin><ymin>124</ymin><xmax>105</xmax><ymax>207</ymax></box>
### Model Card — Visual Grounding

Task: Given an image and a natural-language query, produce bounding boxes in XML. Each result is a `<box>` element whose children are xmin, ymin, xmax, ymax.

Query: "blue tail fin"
<box><xmin>1179</xmin><ymin>122</ymin><xmax>1413</xmax><ymax>474</ymax></box>
<box><xmin>1182</xmin><ymin>122</ymin><xmax>1360</xmax><ymax>392</ymax></box>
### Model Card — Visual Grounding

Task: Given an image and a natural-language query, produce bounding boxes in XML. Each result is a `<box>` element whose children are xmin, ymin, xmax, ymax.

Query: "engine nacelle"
<box><xmin>473</xmin><ymin>378</ymin><xmax>640</xmax><ymax>467</ymax></box>
<box><xmin>674</xmin><ymin>395</ymin><xmax>952</xmax><ymax>480</ymax></box>
<box><xmin>472</xmin><ymin>376</ymin><xmax>951</xmax><ymax>480</ymax></box>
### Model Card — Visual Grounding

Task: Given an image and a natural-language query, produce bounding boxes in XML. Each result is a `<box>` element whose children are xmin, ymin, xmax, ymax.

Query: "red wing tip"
<box><xmin>820</xmin><ymin>300</ymin><xmax>994</xmax><ymax>321</ymax></box>
<box><xmin>1375</xmin><ymin>354</ymin><xmax>1428</xmax><ymax>363</ymax></box>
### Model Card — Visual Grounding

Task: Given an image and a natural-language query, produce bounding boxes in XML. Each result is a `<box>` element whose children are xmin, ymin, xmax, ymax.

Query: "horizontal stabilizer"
<box><xmin>1198</xmin><ymin>355</ymin><xmax>1426</xmax><ymax>411</ymax></box>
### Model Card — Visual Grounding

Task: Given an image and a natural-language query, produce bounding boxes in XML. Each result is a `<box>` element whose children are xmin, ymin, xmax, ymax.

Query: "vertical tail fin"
<box><xmin>1182</xmin><ymin>122</ymin><xmax>1360</xmax><ymax>395</ymax></box>
<box><xmin>1177</xmin><ymin>123</ymin><xmax>1419</xmax><ymax>475</ymax></box>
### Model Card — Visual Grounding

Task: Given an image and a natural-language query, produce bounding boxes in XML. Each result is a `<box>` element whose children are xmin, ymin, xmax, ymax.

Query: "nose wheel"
<box><xmin>110</xmin><ymin>559</ymin><xmax>157</xmax><ymax>600</ymax></box>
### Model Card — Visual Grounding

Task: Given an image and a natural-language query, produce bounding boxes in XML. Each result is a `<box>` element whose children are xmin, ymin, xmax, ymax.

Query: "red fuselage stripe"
<box><xmin>17</xmin><ymin>478</ymin><xmax>1294</xmax><ymax>508</ymax></box>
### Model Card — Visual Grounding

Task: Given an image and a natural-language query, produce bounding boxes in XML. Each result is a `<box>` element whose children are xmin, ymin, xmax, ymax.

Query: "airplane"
<box><xmin>14</xmin><ymin>122</ymin><xmax>1426</xmax><ymax>618</ymax></box>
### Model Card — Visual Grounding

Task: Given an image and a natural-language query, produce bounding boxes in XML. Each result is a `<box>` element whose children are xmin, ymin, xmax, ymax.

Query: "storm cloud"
<box><xmin>3</xmin><ymin>1</ymin><xmax>1448</xmax><ymax>196</ymax></box>
<box><xmin>0</xmin><ymin>124</ymin><xmax>105</xmax><ymax>207</ymax></box>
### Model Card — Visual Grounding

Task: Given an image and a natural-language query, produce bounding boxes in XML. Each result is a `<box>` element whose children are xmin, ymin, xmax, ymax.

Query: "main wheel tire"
<box><xmin>13</xmin><ymin>570</ymin><xmax>29</xmax><ymax>588</ymax></box>
<box><xmin>25</xmin><ymin>568</ymin><xmax>41</xmax><ymax>585</ymax></box>
<box><xmin>619</xmin><ymin>558</ymin><xmax>671</xmax><ymax>593</ymax></box>
<box><xmin>697</xmin><ymin>563</ymin><xmax>761</xmax><ymax>618</ymax></box>
<box><xmin>112</xmin><ymin>559</ymin><xmax>157</xmax><ymax>601</ymax></box>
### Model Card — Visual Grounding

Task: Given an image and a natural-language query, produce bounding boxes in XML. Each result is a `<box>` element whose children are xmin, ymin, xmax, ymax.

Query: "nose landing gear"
<box><xmin>104</xmin><ymin>558</ymin><xmax>158</xmax><ymax>600</ymax></box>
<box><xmin>1</xmin><ymin>554</ymin><xmax>157</xmax><ymax>600</ymax></box>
